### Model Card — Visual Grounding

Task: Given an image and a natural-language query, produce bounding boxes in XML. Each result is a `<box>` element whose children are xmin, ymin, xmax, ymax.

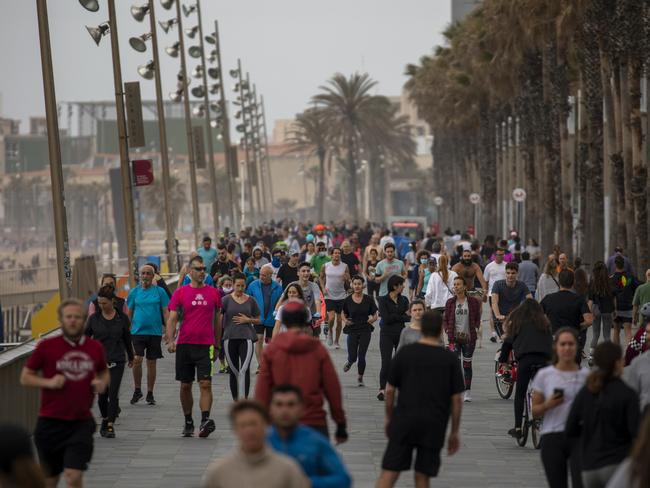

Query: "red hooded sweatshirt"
<box><xmin>255</xmin><ymin>331</ymin><xmax>346</xmax><ymax>428</ymax></box>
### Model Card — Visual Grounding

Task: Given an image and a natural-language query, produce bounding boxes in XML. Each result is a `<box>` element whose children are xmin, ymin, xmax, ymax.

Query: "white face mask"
<box><xmin>222</xmin><ymin>287</ymin><xmax>233</xmax><ymax>293</ymax></box>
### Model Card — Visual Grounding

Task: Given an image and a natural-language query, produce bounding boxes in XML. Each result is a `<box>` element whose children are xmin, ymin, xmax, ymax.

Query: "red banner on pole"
<box><xmin>132</xmin><ymin>159</ymin><xmax>154</xmax><ymax>187</ymax></box>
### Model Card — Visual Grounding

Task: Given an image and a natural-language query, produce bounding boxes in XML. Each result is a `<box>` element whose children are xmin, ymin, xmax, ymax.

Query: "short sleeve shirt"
<box><xmin>26</xmin><ymin>335</ymin><xmax>107</xmax><ymax>420</ymax></box>
<box><xmin>375</xmin><ymin>259</ymin><xmax>405</xmax><ymax>296</ymax></box>
<box><xmin>342</xmin><ymin>294</ymin><xmax>377</xmax><ymax>333</ymax></box>
<box><xmin>221</xmin><ymin>295</ymin><xmax>260</xmax><ymax>341</ymax></box>
<box><xmin>491</xmin><ymin>280</ymin><xmax>529</xmax><ymax>316</ymax></box>
<box><xmin>541</xmin><ymin>290</ymin><xmax>590</xmax><ymax>334</ymax></box>
<box><xmin>127</xmin><ymin>285</ymin><xmax>170</xmax><ymax>336</ymax></box>
<box><xmin>168</xmin><ymin>285</ymin><xmax>222</xmax><ymax>345</ymax></box>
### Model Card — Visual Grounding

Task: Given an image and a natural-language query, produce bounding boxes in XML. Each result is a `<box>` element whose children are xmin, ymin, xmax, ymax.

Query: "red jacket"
<box><xmin>255</xmin><ymin>331</ymin><xmax>346</xmax><ymax>428</ymax></box>
<box><xmin>443</xmin><ymin>295</ymin><xmax>481</xmax><ymax>344</ymax></box>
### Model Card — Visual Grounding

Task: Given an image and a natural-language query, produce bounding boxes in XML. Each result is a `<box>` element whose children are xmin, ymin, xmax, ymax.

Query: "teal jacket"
<box><xmin>246</xmin><ymin>279</ymin><xmax>282</xmax><ymax>327</ymax></box>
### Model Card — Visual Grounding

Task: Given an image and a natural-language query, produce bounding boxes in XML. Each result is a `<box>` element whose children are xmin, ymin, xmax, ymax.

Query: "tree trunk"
<box><xmin>346</xmin><ymin>136</ymin><xmax>359</xmax><ymax>222</ymax></box>
<box><xmin>317</xmin><ymin>147</ymin><xmax>326</xmax><ymax>222</ymax></box>
<box><xmin>556</xmin><ymin>32</ymin><xmax>573</xmax><ymax>255</ymax></box>
<box><xmin>620</xmin><ymin>62</ymin><xmax>637</xmax><ymax>261</ymax></box>
<box><xmin>479</xmin><ymin>104</ymin><xmax>497</xmax><ymax>231</ymax></box>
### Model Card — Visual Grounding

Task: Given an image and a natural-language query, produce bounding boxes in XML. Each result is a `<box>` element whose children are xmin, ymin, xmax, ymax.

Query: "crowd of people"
<box><xmin>4</xmin><ymin>221</ymin><xmax>650</xmax><ymax>488</ymax></box>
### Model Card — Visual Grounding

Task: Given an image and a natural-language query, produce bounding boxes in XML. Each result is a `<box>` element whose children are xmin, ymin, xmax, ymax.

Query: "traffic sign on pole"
<box><xmin>433</xmin><ymin>196</ymin><xmax>444</xmax><ymax>206</ymax></box>
<box><xmin>469</xmin><ymin>193</ymin><xmax>481</xmax><ymax>205</ymax></box>
<box><xmin>512</xmin><ymin>188</ymin><xmax>527</xmax><ymax>202</ymax></box>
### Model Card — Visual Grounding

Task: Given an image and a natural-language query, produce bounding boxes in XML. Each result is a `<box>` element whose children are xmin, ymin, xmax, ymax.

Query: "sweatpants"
<box><xmin>540</xmin><ymin>432</ymin><xmax>583</xmax><ymax>488</ymax></box>
<box><xmin>379</xmin><ymin>330</ymin><xmax>402</xmax><ymax>390</ymax></box>
<box><xmin>98</xmin><ymin>362</ymin><xmax>125</xmax><ymax>423</ymax></box>
<box><xmin>347</xmin><ymin>329</ymin><xmax>372</xmax><ymax>376</ymax></box>
<box><xmin>224</xmin><ymin>339</ymin><xmax>254</xmax><ymax>400</ymax></box>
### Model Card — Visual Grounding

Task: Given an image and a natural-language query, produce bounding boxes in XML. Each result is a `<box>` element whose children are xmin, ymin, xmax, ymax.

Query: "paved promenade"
<box><xmin>88</xmin><ymin>324</ymin><xmax>547</xmax><ymax>488</ymax></box>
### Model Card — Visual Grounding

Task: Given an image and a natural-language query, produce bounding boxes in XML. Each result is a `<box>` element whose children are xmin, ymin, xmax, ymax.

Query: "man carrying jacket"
<box><xmin>268</xmin><ymin>384</ymin><xmax>351</xmax><ymax>488</ymax></box>
<box><xmin>255</xmin><ymin>301</ymin><xmax>348</xmax><ymax>442</ymax></box>
<box><xmin>247</xmin><ymin>266</ymin><xmax>283</xmax><ymax>371</ymax></box>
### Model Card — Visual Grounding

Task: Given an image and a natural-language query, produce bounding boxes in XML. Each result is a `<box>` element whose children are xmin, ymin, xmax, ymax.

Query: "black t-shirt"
<box><xmin>342</xmin><ymin>294</ymin><xmax>377</xmax><ymax>333</ymax></box>
<box><xmin>341</xmin><ymin>252</ymin><xmax>360</xmax><ymax>275</ymax></box>
<box><xmin>388</xmin><ymin>343</ymin><xmax>464</xmax><ymax>447</ymax></box>
<box><xmin>210</xmin><ymin>259</ymin><xmax>238</xmax><ymax>279</ymax></box>
<box><xmin>277</xmin><ymin>264</ymin><xmax>299</xmax><ymax>288</ymax></box>
<box><xmin>541</xmin><ymin>290</ymin><xmax>590</xmax><ymax>333</ymax></box>
<box><xmin>492</xmin><ymin>280</ymin><xmax>530</xmax><ymax>316</ymax></box>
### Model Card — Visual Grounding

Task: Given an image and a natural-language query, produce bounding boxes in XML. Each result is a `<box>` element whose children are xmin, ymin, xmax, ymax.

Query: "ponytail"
<box><xmin>587</xmin><ymin>341</ymin><xmax>621</xmax><ymax>394</ymax></box>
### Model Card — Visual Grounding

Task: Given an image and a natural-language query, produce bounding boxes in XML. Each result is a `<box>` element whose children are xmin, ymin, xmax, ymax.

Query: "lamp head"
<box><xmin>182</xmin><ymin>4</ymin><xmax>197</xmax><ymax>17</ymax></box>
<box><xmin>188</xmin><ymin>46</ymin><xmax>202</xmax><ymax>59</ymax></box>
<box><xmin>207</xmin><ymin>68</ymin><xmax>219</xmax><ymax>80</ymax></box>
<box><xmin>191</xmin><ymin>65</ymin><xmax>203</xmax><ymax>78</ymax></box>
<box><xmin>79</xmin><ymin>0</ymin><xmax>100</xmax><ymax>12</ymax></box>
<box><xmin>137</xmin><ymin>61</ymin><xmax>155</xmax><ymax>80</ymax></box>
<box><xmin>209</xmin><ymin>83</ymin><xmax>220</xmax><ymax>95</ymax></box>
<box><xmin>160</xmin><ymin>0</ymin><xmax>174</xmax><ymax>9</ymax></box>
<box><xmin>130</xmin><ymin>4</ymin><xmax>150</xmax><ymax>22</ymax></box>
<box><xmin>129</xmin><ymin>33</ymin><xmax>151</xmax><ymax>52</ymax></box>
<box><xmin>205</xmin><ymin>33</ymin><xmax>217</xmax><ymax>45</ymax></box>
<box><xmin>169</xmin><ymin>89</ymin><xmax>183</xmax><ymax>102</ymax></box>
<box><xmin>192</xmin><ymin>104</ymin><xmax>205</xmax><ymax>116</ymax></box>
<box><xmin>159</xmin><ymin>18</ymin><xmax>177</xmax><ymax>33</ymax></box>
<box><xmin>186</xmin><ymin>26</ymin><xmax>199</xmax><ymax>38</ymax></box>
<box><xmin>165</xmin><ymin>42</ymin><xmax>180</xmax><ymax>57</ymax></box>
<box><xmin>191</xmin><ymin>86</ymin><xmax>205</xmax><ymax>98</ymax></box>
<box><xmin>86</xmin><ymin>22</ymin><xmax>110</xmax><ymax>46</ymax></box>
<box><xmin>229</xmin><ymin>69</ymin><xmax>238</xmax><ymax>78</ymax></box>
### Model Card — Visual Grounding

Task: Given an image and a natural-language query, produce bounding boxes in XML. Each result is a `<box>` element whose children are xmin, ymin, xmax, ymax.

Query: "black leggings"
<box><xmin>224</xmin><ymin>339</ymin><xmax>254</xmax><ymax>400</ymax></box>
<box><xmin>514</xmin><ymin>353</ymin><xmax>549</xmax><ymax>429</ymax></box>
<box><xmin>540</xmin><ymin>432</ymin><xmax>583</xmax><ymax>488</ymax></box>
<box><xmin>454</xmin><ymin>340</ymin><xmax>476</xmax><ymax>390</ymax></box>
<box><xmin>98</xmin><ymin>362</ymin><xmax>125</xmax><ymax>423</ymax></box>
<box><xmin>379</xmin><ymin>331</ymin><xmax>402</xmax><ymax>390</ymax></box>
<box><xmin>347</xmin><ymin>329</ymin><xmax>372</xmax><ymax>376</ymax></box>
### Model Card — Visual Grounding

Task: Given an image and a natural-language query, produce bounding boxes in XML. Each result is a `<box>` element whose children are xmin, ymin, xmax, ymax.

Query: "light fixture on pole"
<box><xmin>209</xmin><ymin>83</ymin><xmax>220</xmax><ymax>94</ymax></box>
<box><xmin>185</xmin><ymin>25</ymin><xmax>199</xmax><ymax>38</ymax></box>
<box><xmin>86</xmin><ymin>22</ymin><xmax>110</xmax><ymax>46</ymax></box>
<box><xmin>207</xmin><ymin>67</ymin><xmax>219</xmax><ymax>79</ymax></box>
<box><xmin>188</xmin><ymin>45</ymin><xmax>202</xmax><ymax>58</ymax></box>
<box><xmin>130</xmin><ymin>4</ymin><xmax>150</xmax><ymax>22</ymax></box>
<box><xmin>165</xmin><ymin>41</ymin><xmax>180</xmax><ymax>57</ymax></box>
<box><xmin>79</xmin><ymin>0</ymin><xmax>99</xmax><ymax>12</ymax></box>
<box><xmin>182</xmin><ymin>4</ymin><xmax>196</xmax><ymax>16</ymax></box>
<box><xmin>129</xmin><ymin>32</ymin><xmax>152</xmax><ymax>52</ymax></box>
<box><xmin>191</xmin><ymin>65</ymin><xmax>203</xmax><ymax>78</ymax></box>
<box><xmin>137</xmin><ymin>60</ymin><xmax>155</xmax><ymax>80</ymax></box>
<box><xmin>169</xmin><ymin>88</ymin><xmax>183</xmax><ymax>102</ymax></box>
<box><xmin>160</xmin><ymin>0</ymin><xmax>174</xmax><ymax>9</ymax></box>
<box><xmin>158</xmin><ymin>17</ymin><xmax>177</xmax><ymax>33</ymax></box>
<box><xmin>191</xmin><ymin>85</ymin><xmax>204</xmax><ymax>98</ymax></box>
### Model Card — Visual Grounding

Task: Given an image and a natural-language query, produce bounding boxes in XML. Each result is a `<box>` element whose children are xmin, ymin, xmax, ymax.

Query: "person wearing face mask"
<box><xmin>415</xmin><ymin>251</ymin><xmax>433</xmax><ymax>299</ymax></box>
<box><xmin>262</xmin><ymin>248</ymin><xmax>285</xmax><ymax>283</ymax></box>
<box><xmin>310</xmin><ymin>242</ymin><xmax>331</xmax><ymax>276</ymax></box>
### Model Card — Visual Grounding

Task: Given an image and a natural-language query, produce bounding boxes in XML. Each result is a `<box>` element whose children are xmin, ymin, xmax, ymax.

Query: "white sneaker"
<box><xmin>327</xmin><ymin>333</ymin><xmax>333</xmax><ymax>346</ymax></box>
<box><xmin>463</xmin><ymin>390</ymin><xmax>472</xmax><ymax>402</ymax></box>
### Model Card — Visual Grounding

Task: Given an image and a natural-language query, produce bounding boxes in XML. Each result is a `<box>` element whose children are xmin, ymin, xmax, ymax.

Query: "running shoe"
<box><xmin>490</xmin><ymin>332</ymin><xmax>497</xmax><ymax>343</ymax></box>
<box><xmin>130</xmin><ymin>389</ymin><xmax>143</xmax><ymax>404</ymax></box>
<box><xmin>323</xmin><ymin>324</ymin><xmax>329</xmax><ymax>336</ymax></box>
<box><xmin>358</xmin><ymin>377</ymin><xmax>365</xmax><ymax>387</ymax></box>
<box><xmin>508</xmin><ymin>427</ymin><xmax>522</xmax><ymax>439</ymax></box>
<box><xmin>182</xmin><ymin>421</ymin><xmax>194</xmax><ymax>437</ymax></box>
<box><xmin>327</xmin><ymin>333</ymin><xmax>333</xmax><ymax>347</ymax></box>
<box><xmin>377</xmin><ymin>391</ymin><xmax>385</xmax><ymax>401</ymax></box>
<box><xmin>343</xmin><ymin>361</ymin><xmax>352</xmax><ymax>372</ymax></box>
<box><xmin>105</xmin><ymin>424</ymin><xmax>115</xmax><ymax>439</ymax></box>
<box><xmin>334</xmin><ymin>342</ymin><xmax>340</xmax><ymax>349</ymax></box>
<box><xmin>99</xmin><ymin>419</ymin><xmax>108</xmax><ymax>438</ymax></box>
<box><xmin>463</xmin><ymin>391</ymin><xmax>472</xmax><ymax>402</ymax></box>
<box><xmin>146</xmin><ymin>392</ymin><xmax>156</xmax><ymax>406</ymax></box>
<box><xmin>199</xmin><ymin>418</ymin><xmax>216</xmax><ymax>438</ymax></box>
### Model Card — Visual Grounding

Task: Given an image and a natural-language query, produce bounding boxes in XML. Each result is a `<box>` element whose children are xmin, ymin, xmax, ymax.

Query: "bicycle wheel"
<box><xmin>531</xmin><ymin>419</ymin><xmax>542</xmax><ymax>449</ymax></box>
<box><xmin>494</xmin><ymin>359</ymin><xmax>514</xmax><ymax>399</ymax></box>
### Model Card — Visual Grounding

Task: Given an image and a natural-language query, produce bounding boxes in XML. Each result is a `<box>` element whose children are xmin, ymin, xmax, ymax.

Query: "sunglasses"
<box><xmin>192</xmin><ymin>266</ymin><xmax>207</xmax><ymax>272</ymax></box>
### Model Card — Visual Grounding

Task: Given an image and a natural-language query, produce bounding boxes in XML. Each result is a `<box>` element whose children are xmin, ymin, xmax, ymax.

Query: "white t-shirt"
<box><xmin>483</xmin><ymin>261</ymin><xmax>506</xmax><ymax>295</ymax></box>
<box><xmin>323</xmin><ymin>261</ymin><xmax>348</xmax><ymax>300</ymax></box>
<box><xmin>531</xmin><ymin>365</ymin><xmax>589</xmax><ymax>435</ymax></box>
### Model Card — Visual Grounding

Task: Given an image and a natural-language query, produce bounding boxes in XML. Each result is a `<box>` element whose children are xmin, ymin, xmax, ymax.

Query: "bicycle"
<box><xmin>516</xmin><ymin>364</ymin><xmax>543</xmax><ymax>449</ymax></box>
<box><xmin>494</xmin><ymin>348</ymin><xmax>516</xmax><ymax>399</ymax></box>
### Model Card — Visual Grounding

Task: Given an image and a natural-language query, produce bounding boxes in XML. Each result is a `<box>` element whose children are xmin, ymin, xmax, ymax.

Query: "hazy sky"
<box><xmin>0</xmin><ymin>0</ymin><xmax>450</xmax><ymax>133</ymax></box>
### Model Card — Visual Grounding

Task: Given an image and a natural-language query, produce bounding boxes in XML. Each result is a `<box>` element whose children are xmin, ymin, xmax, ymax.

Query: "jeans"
<box><xmin>347</xmin><ymin>329</ymin><xmax>372</xmax><ymax>376</ymax></box>
<box><xmin>514</xmin><ymin>353</ymin><xmax>548</xmax><ymax>429</ymax></box>
<box><xmin>98</xmin><ymin>362</ymin><xmax>125</xmax><ymax>423</ymax></box>
<box><xmin>590</xmin><ymin>304</ymin><xmax>612</xmax><ymax>349</ymax></box>
<box><xmin>379</xmin><ymin>330</ymin><xmax>402</xmax><ymax>390</ymax></box>
<box><xmin>540</xmin><ymin>432</ymin><xmax>583</xmax><ymax>488</ymax></box>
<box><xmin>454</xmin><ymin>340</ymin><xmax>476</xmax><ymax>390</ymax></box>
<box><xmin>224</xmin><ymin>339</ymin><xmax>254</xmax><ymax>400</ymax></box>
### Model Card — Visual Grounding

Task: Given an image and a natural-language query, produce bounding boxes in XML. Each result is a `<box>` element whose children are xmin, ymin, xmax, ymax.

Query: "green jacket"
<box><xmin>310</xmin><ymin>254</ymin><xmax>331</xmax><ymax>276</ymax></box>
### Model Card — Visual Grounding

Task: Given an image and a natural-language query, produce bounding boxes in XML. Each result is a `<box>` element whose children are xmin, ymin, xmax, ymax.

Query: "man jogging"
<box><xmin>320</xmin><ymin>247</ymin><xmax>351</xmax><ymax>348</ymax></box>
<box><xmin>127</xmin><ymin>264</ymin><xmax>169</xmax><ymax>406</ymax></box>
<box><xmin>374</xmin><ymin>243</ymin><xmax>407</xmax><ymax>297</ymax></box>
<box><xmin>166</xmin><ymin>255</ymin><xmax>222</xmax><ymax>438</ymax></box>
<box><xmin>21</xmin><ymin>299</ymin><xmax>109</xmax><ymax>488</ymax></box>
<box><xmin>377</xmin><ymin>310</ymin><xmax>464</xmax><ymax>488</ymax></box>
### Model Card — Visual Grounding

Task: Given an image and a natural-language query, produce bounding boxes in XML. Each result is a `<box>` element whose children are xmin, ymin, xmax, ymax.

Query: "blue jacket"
<box><xmin>246</xmin><ymin>279</ymin><xmax>282</xmax><ymax>327</ymax></box>
<box><xmin>268</xmin><ymin>425</ymin><xmax>351</xmax><ymax>488</ymax></box>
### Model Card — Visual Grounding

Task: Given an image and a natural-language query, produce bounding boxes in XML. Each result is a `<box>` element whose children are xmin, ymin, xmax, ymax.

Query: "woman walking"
<box><xmin>342</xmin><ymin>275</ymin><xmax>378</xmax><ymax>387</ymax></box>
<box><xmin>415</xmin><ymin>252</ymin><xmax>434</xmax><ymax>299</ymax></box>
<box><xmin>272</xmin><ymin>283</ymin><xmax>311</xmax><ymax>337</ymax></box>
<box><xmin>443</xmin><ymin>276</ymin><xmax>481</xmax><ymax>402</ymax></box>
<box><xmin>364</xmin><ymin>248</ymin><xmax>381</xmax><ymax>301</ymax></box>
<box><xmin>424</xmin><ymin>254</ymin><xmax>457</xmax><ymax>312</ymax></box>
<box><xmin>535</xmin><ymin>255</ymin><xmax>560</xmax><ymax>302</ymax></box>
<box><xmin>377</xmin><ymin>275</ymin><xmax>409</xmax><ymax>402</ymax></box>
<box><xmin>589</xmin><ymin>261</ymin><xmax>614</xmax><ymax>360</ymax></box>
<box><xmin>498</xmin><ymin>299</ymin><xmax>553</xmax><ymax>439</ymax></box>
<box><xmin>566</xmin><ymin>341</ymin><xmax>640</xmax><ymax>488</ymax></box>
<box><xmin>531</xmin><ymin>328</ymin><xmax>588</xmax><ymax>488</ymax></box>
<box><xmin>221</xmin><ymin>273</ymin><xmax>261</xmax><ymax>400</ymax></box>
<box><xmin>85</xmin><ymin>285</ymin><xmax>134</xmax><ymax>438</ymax></box>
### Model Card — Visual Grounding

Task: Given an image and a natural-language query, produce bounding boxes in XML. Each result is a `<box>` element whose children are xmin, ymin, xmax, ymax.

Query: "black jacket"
<box><xmin>565</xmin><ymin>378</ymin><xmax>639</xmax><ymax>470</ymax></box>
<box><xmin>503</xmin><ymin>323</ymin><xmax>553</xmax><ymax>361</ymax></box>
<box><xmin>85</xmin><ymin>311</ymin><xmax>134</xmax><ymax>364</ymax></box>
<box><xmin>377</xmin><ymin>294</ymin><xmax>409</xmax><ymax>333</ymax></box>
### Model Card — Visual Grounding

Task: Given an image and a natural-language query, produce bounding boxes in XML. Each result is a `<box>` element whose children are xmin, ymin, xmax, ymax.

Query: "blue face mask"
<box><xmin>420</xmin><ymin>258</ymin><xmax>429</xmax><ymax>265</ymax></box>
<box><xmin>272</xmin><ymin>257</ymin><xmax>281</xmax><ymax>267</ymax></box>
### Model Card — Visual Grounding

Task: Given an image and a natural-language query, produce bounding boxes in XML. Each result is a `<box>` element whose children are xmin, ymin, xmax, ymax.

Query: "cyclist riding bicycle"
<box><xmin>490</xmin><ymin>262</ymin><xmax>532</xmax><ymax>337</ymax></box>
<box><xmin>498</xmin><ymin>299</ymin><xmax>553</xmax><ymax>439</ymax></box>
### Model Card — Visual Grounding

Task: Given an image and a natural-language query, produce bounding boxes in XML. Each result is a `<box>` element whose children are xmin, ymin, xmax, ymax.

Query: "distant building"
<box><xmin>272</xmin><ymin>119</ymin><xmax>298</xmax><ymax>145</ymax></box>
<box><xmin>451</xmin><ymin>0</ymin><xmax>481</xmax><ymax>22</ymax></box>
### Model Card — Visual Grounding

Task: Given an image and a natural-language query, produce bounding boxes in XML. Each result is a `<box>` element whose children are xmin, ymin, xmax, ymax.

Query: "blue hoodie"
<box><xmin>247</xmin><ymin>279</ymin><xmax>282</xmax><ymax>327</ymax></box>
<box><xmin>268</xmin><ymin>425</ymin><xmax>351</xmax><ymax>488</ymax></box>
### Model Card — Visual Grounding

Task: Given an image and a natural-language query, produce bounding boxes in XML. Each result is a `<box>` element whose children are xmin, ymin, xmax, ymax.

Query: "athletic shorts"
<box><xmin>175</xmin><ymin>344</ymin><xmax>214</xmax><ymax>383</ymax></box>
<box><xmin>254</xmin><ymin>325</ymin><xmax>273</xmax><ymax>340</ymax></box>
<box><xmin>34</xmin><ymin>417</ymin><xmax>95</xmax><ymax>476</ymax></box>
<box><xmin>132</xmin><ymin>334</ymin><xmax>163</xmax><ymax>360</ymax></box>
<box><xmin>614</xmin><ymin>310</ymin><xmax>633</xmax><ymax>323</ymax></box>
<box><xmin>381</xmin><ymin>438</ymin><xmax>441</xmax><ymax>477</ymax></box>
<box><xmin>325</xmin><ymin>299</ymin><xmax>345</xmax><ymax>314</ymax></box>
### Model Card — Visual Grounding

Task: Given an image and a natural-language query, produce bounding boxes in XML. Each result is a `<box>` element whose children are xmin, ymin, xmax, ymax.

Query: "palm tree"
<box><xmin>286</xmin><ymin>107</ymin><xmax>329</xmax><ymax>221</ymax></box>
<box><xmin>275</xmin><ymin>198</ymin><xmax>297</xmax><ymax>220</ymax></box>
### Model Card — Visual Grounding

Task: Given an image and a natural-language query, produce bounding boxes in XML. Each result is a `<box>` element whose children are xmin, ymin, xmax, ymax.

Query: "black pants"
<box><xmin>540</xmin><ymin>432</ymin><xmax>583</xmax><ymax>488</ymax></box>
<box><xmin>379</xmin><ymin>330</ymin><xmax>402</xmax><ymax>390</ymax></box>
<box><xmin>347</xmin><ymin>329</ymin><xmax>372</xmax><ymax>375</ymax></box>
<box><xmin>224</xmin><ymin>338</ymin><xmax>254</xmax><ymax>400</ymax></box>
<box><xmin>98</xmin><ymin>362</ymin><xmax>125</xmax><ymax>423</ymax></box>
<box><xmin>514</xmin><ymin>353</ymin><xmax>549</xmax><ymax>429</ymax></box>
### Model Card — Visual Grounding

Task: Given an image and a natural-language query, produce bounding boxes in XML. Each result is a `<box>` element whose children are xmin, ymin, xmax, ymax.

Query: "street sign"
<box><xmin>193</xmin><ymin>126</ymin><xmax>206</xmax><ymax>169</ymax></box>
<box><xmin>512</xmin><ymin>188</ymin><xmax>527</xmax><ymax>202</ymax></box>
<box><xmin>124</xmin><ymin>82</ymin><xmax>145</xmax><ymax>148</ymax></box>
<box><xmin>433</xmin><ymin>196</ymin><xmax>444</xmax><ymax>206</ymax></box>
<box><xmin>132</xmin><ymin>159</ymin><xmax>154</xmax><ymax>187</ymax></box>
<box><xmin>469</xmin><ymin>193</ymin><xmax>481</xmax><ymax>205</ymax></box>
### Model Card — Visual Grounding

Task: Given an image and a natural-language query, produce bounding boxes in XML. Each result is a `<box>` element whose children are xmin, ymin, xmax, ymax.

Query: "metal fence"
<box><xmin>1</xmin><ymin>305</ymin><xmax>32</xmax><ymax>346</ymax></box>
